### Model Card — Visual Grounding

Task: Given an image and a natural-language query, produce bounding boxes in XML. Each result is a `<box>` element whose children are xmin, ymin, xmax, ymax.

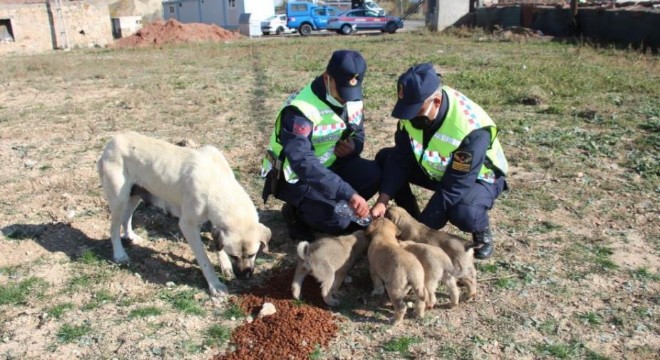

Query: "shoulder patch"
<box><xmin>292</xmin><ymin>120</ymin><xmax>312</xmax><ymax>136</ymax></box>
<box><xmin>451</xmin><ymin>150</ymin><xmax>473</xmax><ymax>172</ymax></box>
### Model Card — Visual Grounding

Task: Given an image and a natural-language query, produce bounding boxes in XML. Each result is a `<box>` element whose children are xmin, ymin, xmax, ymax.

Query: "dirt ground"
<box><xmin>0</xmin><ymin>27</ymin><xmax>658</xmax><ymax>360</ymax></box>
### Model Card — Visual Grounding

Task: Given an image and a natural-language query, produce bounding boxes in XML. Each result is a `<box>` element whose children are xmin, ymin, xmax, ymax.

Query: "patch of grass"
<box><xmin>129</xmin><ymin>306</ymin><xmax>163</xmax><ymax>319</ymax></box>
<box><xmin>309</xmin><ymin>344</ymin><xmax>324</xmax><ymax>360</ymax></box>
<box><xmin>159</xmin><ymin>289</ymin><xmax>205</xmax><ymax>316</ymax></box>
<box><xmin>537</xmin><ymin>319</ymin><xmax>558</xmax><ymax>335</ymax></box>
<box><xmin>382</xmin><ymin>335</ymin><xmax>421</xmax><ymax>356</ymax></box>
<box><xmin>536</xmin><ymin>339</ymin><xmax>609</xmax><ymax>359</ymax></box>
<box><xmin>56</xmin><ymin>322</ymin><xmax>91</xmax><ymax>343</ymax></box>
<box><xmin>577</xmin><ymin>311</ymin><xmax>603</xmax><ymax>326</ymax></box>
<box><xmin>476</xmin><ymin>263</ymin><xmax>499</xmax><ymax>273</ymax></box>
<box><xmin>221</xmin><ymin>303</ymin><xmax>245</xmax><ymax>320</ymax></box>
<box><xmin>531</xmin><ymin>221</ymin><xmax>562</xmax><ymax>234</ymax></box>
<box><xmin>77</xmin><ymin>249</ymin><xmax>104</xmax><ymax>265</ymax></box>
<box><xmin>0</xmin><ymin>277</ymin><xmax>48</xmax><ymax>305</ymax></box>
<box><xmin>181</xmin><ymin>339</ymin><xmax>203</xmax><ymax>353</ymax></box>
<box><xmin>203</xmin><ymin>324</ymin><xmax>231</xmax><ymax>347</ymax></box>
<box><xmin>437</xmin><ymin>343</ymin><xmax>473</xmax><ymax>359</ymax></box>
<box><xmin>67</xmin><ymin>274</ymin><xmax>93</xmax><ymax>291</ymax></box>
<box><xmin>494</xmin><ymin>277</ymin><xmax>518</xmax><ymax>289</ymax></box>
<box><xmin>82</xmin><ymin>290</ymin><xmax>115</xmax><ymax>310</ymax></box>
<box><xmin>631</xmin><ymin>267</ymin><xmax>660</xmax><ymax>281</ymax></box>
<box><xmin>48</xmin><ymin>303</ymin><xmax>75</xmax><ymax>319</ymax></box>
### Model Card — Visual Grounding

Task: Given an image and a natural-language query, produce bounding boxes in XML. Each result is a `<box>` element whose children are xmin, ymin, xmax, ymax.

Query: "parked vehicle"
<box><xmin>321</xmin><ymin>0</ymin><xmax>386</xmax><ymax>15</ymax></box>
<box><xmin>286</xmin><ymin>1</ymin><xmax>342</xmax><ymax>36</ymax></box>
<box><xmin>327</xmin><ymin>9</ymin><xmax>403</xmax><ymax>35</ymax></box>
<box><xmin>261</xmin><ymin>14</ymin><xmax>295</xmax><ymax>35</ymax></box>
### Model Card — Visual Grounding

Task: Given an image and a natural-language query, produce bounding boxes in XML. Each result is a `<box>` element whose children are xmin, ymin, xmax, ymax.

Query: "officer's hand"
<box><xmin>334</xmin><ymin>138</ymin><xmax>355</xmax><ymax>158</ymax></box>
<box><xmin>349</xmin><ymin>193</ymin><xmax>369</xmax><ymax>218</ymax></box>
<box><xmin>370</xmin><ymin>202</ymin><xmax>387</xmax><ymax>218</ymax></box>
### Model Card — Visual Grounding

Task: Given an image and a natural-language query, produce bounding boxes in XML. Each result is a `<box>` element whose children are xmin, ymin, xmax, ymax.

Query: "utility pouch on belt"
<box><xmin>266</xmin><ymin>150</ymin><xmax>284</xmax><ymax>198</ymax></box>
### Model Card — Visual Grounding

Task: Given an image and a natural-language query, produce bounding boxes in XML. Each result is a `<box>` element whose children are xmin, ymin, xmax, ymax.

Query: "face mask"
<box><xmin>325</xmin><ymin>77</ymin><xmax>344</xmax><ymax>108</ymax></box>
<box><xmin>409</xmin><ymin>102</ymin><xmax>434</xmax><ymax>129</ymax></box>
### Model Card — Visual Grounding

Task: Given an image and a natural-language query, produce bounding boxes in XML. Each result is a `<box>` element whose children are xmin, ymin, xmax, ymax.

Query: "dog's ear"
<box><xmin>259</xmin><ymin>223</ymin><xmax>272</xmax><ymax>254</ymax></box>
<box><xmin>212</xmin><ymin>226</ymin><xmax>225</xmax><ymax>251</ymax></box>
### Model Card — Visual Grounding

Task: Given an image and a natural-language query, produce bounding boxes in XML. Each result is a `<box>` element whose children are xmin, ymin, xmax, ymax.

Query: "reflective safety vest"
<box><xmin>261</xmin><ymin>84</ymin><xmax>363</xmax><ymax>183</ymax></box>
<box><xmin>400</xmin><ymin>86</ymin><xmax>508</xmax><ymax>183</ymax></box>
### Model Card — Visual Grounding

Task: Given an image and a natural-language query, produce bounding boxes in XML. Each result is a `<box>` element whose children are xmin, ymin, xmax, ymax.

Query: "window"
<box><xmin>0</xmin><ymin>19</ymin><xmax>14</xmax><ymax>42</ymax></box>
<box><xmin>314</xmin><ymin>8</ymin><xmax>327</xmax><ymax>16</ymax></box>
<box><xmin>291</xmin><ymin>4</ymin><xmax>308</xmax><ymax>12</ymax></box>
<box><xmin>228</xmin><ymin>0</ymin><xmax>236</xmax><ymax>8</ymax></box>
<box><xmin>169</xmin><ymin>5</ymin><xmax>175</xmax><ymax>14</ymax></box>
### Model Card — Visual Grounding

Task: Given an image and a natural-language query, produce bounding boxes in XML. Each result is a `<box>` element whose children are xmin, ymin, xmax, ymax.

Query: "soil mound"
<box><xmin>214</xmin><ymin>268</ymin><xmax>340</xmax><ymax>360</ymax></box>
<box><xmin>112</xmin><ymin>19</ymin><xmax>240</xmax><ymax>48</ymax></box>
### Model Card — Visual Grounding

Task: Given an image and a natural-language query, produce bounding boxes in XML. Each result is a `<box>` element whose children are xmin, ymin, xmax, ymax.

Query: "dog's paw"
<box><xmin>113</xmin><ymin>254</ymin><xmax>130</xmax><ymax>264</ymax></box>
<box><xmin>221</xmin><ymin>268</ymin><xmax>235</xmax><ymax>280</ymax></box>
<box><xmin>291</xmin><ymin>286</ymin><xmax>301</xmax><ymax>300</ymax></box>
<box><xmin>323</xmin><ymin>296</ymin><xmax>340</xmax><ymax>307</ymax></box>
<box><xmin>208</xmin><ymin>282</ymin><xmax>229</xmax><ymax>297</ymax></box>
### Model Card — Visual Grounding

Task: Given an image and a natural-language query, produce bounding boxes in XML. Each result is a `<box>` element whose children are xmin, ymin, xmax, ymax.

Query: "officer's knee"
<box><xmin>449</xmin><ymin>204</ymin><xmax>488</xmax><ymax>233</ymax></box>
<box><xmin>375</xmin><ymin>147</ymin><xmax>395</xmax><ymax>167</ymax></box>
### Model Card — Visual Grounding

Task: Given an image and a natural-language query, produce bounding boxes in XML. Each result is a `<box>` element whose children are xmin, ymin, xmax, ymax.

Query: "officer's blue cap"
<box><xmin>391</xmin><ymin>63</ymin><xmax>442</xmax><ymax>119</ymax></box>
<box><xmin>326</xmin><ymin>50</ymin><xmax>367</xmax><ymax>102</ymax></box>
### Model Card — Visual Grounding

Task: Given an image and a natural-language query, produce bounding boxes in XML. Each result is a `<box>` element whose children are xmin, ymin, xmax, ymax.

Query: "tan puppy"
<box><xmin>366</xmin><ymin>218</ymin><xmax>427</xmax><ymax>325</ymax></box>
<box><xmin>385</xmin><ymin>206</ymin><xmax>477</xmax><ymax>300</ymax></box>
<box><xmin>399</xmin><ymin>241</ymin><xmax>460</xmax><ymax>308</ymax></box>
<box><xmin>291</xmin><ymin>230</ymin><xmax>370</xmax><ymax>306</ymax></box>
<box><xmin>97</xmin><ymin>132</ymin><xmax>271</xmax><ymax>297</ymax></box>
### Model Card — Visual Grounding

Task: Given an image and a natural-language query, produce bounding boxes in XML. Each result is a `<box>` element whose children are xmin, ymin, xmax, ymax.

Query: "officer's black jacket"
<box><xmin>381</xmin><ymin>90</ymin><xmax>493</xmax><ymax>212</ymax></box>
<box><xmin>266</xmin><ymin>76</ymin><xmax>365</xmax><ymax>204</ymax></box>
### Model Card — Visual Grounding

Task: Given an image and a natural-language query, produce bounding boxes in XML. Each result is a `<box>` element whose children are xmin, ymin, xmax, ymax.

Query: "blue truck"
<box><xmin>286</xmin><ymin>2</ymin><xmax>342</xmax><ymax>36</ymax></box>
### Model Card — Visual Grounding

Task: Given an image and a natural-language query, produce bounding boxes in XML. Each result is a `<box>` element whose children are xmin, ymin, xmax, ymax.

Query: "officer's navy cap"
<box><xmin>326</xmin><ymin>50</ymin><xmax>367</xmax><ymax>102</ymax></box>
<box><xmin>391</xmin><ymin>63</ymin><xmax>442</xmax><ymax>119</ymax></box>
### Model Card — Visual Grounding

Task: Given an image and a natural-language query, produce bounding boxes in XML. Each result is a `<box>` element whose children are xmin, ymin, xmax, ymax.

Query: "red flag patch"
<box><xmin>292</xmin><ymin>122</ymin><xmax>311</xmax><ymax>136</ymax></box>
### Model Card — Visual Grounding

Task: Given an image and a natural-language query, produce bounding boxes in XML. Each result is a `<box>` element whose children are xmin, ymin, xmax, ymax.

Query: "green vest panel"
<box><xmin>400</xmin><ymin>86</ymin><xmax>508</xmax><ymax>183</ymax></box>
<box><xmin>261</xmin><ymin>84</ymin><xmax>362</xmax><ymax>183</ymax></box>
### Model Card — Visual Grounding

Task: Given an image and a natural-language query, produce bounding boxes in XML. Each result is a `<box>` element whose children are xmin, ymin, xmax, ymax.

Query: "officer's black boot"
<box><xmin>472</xmin><ymin>227</ymin><xmax>494</xmax><ymax>259</ymax></box>
<box><xmin>281</xmin><ymin>204</ymin><xmax>315</xmax><ymax>242</ymax></box>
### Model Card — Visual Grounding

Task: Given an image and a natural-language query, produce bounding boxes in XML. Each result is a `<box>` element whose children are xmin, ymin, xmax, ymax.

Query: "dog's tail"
<box><xmin>296</xmin><ymin>241</ymin><xmax>310</xmax><ymax>260</ymax></box>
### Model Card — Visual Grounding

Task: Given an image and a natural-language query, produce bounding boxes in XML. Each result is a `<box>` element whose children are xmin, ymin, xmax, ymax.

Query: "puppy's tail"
<box><xmin>296</xmin><ymin>241</ymin><xmax>310</xmax><ymax>261</ymax></box>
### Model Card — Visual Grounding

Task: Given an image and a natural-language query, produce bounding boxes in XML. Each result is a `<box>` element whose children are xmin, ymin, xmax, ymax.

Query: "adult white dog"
<box><xmin>97</xmin><ymin>132</ymin><xmax>271</xmax><ymax>297</ymax></box>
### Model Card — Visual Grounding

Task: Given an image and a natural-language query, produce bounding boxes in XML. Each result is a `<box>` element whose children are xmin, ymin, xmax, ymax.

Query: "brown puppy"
<box><xmin>366</xmin><ymin>218</ymin><xmax>427</xmax><ymax>325</ymax></box>
<box><xmin>291</xmin><ymin>230</ymin><xmax>370</xmax><ymax>306</ymax></box>
<box><xmin>399</xmin><ymin>241</ymin><xmax>460</xmax><ymax>308</ymax></box>
<box><xmin>385</xmin><ymin>206</ymin><xmax>477</xmax><ymax>301</ymax></box>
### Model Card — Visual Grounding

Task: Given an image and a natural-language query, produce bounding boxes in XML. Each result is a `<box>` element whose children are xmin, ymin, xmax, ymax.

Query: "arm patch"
<box><xmin>451</xmin><ymin>150</ymin><xmax>473</xmax><ymax>172</ymax></box>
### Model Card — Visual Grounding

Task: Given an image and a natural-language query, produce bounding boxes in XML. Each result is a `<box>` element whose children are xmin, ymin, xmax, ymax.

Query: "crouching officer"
<box><xmin>262</xmin><ymin>50</ymin><xmax>381</xmax><ymax>241</ymax></box>
<box><xmin>370</xmin><ymin>63</ymin><xmax>508</xmax><ymax>259</ymax></box>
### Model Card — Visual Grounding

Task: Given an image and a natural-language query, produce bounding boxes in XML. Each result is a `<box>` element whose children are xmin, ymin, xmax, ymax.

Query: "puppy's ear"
<box><xmin>259</xmin><ymin>224</ymin><xmax>272</xmax><ymax>254</ymax></box>
<box><xmin>211</xmin><ymin>227</ymin><xmax>224</xmax><ymax>251</ymax></box>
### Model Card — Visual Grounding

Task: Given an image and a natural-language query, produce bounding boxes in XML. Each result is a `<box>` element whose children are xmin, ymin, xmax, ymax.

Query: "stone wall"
<box><xmin>0</xmin><ymin>3</ymin><xmax>54</xmax><ymax>55</ymax></box>
<box><xmin>0</xmin><ymin>1</ymin><xmax>113</xmax><ymax>55</ymax></box>
<box><xmin>56</xmin><ymin>1</ymin><xmax>113</xmax><ymax>49</ymax></box>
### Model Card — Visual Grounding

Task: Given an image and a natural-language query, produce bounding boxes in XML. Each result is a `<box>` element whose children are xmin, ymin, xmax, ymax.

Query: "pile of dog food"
<box><xmin>112</xmin><ymin>19</ymin><xmax>240</xmax><ymax>48</ymax></box>
<box><xmin>213</xmin><ymin>268</ymin><xmax>339</xmax><ymax>360</ymax></box>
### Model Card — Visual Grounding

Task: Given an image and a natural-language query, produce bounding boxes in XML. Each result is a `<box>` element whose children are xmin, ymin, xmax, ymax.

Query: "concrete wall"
<box><xmin>0</xmin><ymin>3</ymin><xmax>54</xmax><ymax>55</ymax></box>
<box><xmin>0</xmin><ymin>1</ymin><xmax>112</xmax><ymax>55</ymax></box>
<box><xmin>57</xmin><ymin>1</ymin><xmax>113</xmax><ymax>49</ymax></box>
<box><xmin>429</xmin><ymin>0</ymin><xmax>471</xmax><ymax>31</ymax></box>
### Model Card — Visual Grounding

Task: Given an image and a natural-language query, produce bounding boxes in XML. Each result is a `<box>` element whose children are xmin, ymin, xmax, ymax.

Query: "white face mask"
<box><xmin>325</xmin><ymin>87</ymin><xmax>344</xmax><ymax>107</ymax></box>
<box><xmin>325</xmin><ymin>77</ymin><xmax>344</xmax><ymax>108</ymax></box>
